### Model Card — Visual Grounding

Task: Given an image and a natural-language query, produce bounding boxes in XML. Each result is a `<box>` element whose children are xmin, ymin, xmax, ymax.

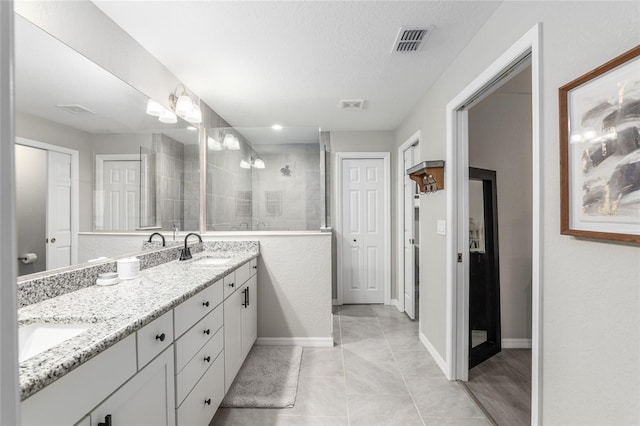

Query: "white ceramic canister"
<box><xmin>117</xmin><ymin>257</ymin><xmax>140</xmax><ymax>280</ymax></box>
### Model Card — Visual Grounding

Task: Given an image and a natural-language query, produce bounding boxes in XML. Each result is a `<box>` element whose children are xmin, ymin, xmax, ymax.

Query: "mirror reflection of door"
<box><xmin>15</xmin><ymin>143</ymin><xmax>73</xmax><ymax>275</ymax></box>
<box><xmin>469</xmin><ymin>167</ymin><xmax>501</xmax><ymax>369</ymax></box>
<box><xmin>95</xmin><ymin>155</ymin><xmax>141</xmax><ymax>231</ymax></box>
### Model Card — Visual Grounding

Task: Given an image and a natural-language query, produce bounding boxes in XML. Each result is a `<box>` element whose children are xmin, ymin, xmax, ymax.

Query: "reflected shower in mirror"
<box><xmin>14</xmin><ymin>14</ymin><xmax>199</xmax><ymax>277</ymax></box>
<box><xmin>206</xmin><ymin>126</ymin><xmax>322</xmax><ymax>231</ymax></box>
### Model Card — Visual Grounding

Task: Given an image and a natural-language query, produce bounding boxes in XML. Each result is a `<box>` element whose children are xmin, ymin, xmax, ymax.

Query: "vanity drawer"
<box><xmin>223</xmin><ymin>270</ymin><xmax>236</xmax><ymax>299</ymax></box>
<box><xmin>176</xmin><ymin>326</ymin><xmax>224</xmax><ymax>406</ymax></box>
<box><xmin>176</xmin><ymin>351</ymin><xmax>224</xmax><ymax>426</ymax></box>
<box><xmin>174</xmin><ymin>279</ymin><xmax>223</xmax><ymax>338</ymax></box>
<box><xmin>249</xmin><ymin>258</ymin><xmax>258</xmax><ymax>277</ymax></box>
<box><xmin>234</xmin><ymin>262</ymin><xmax>252</xmax><ymax>288</ymax></box>
<box><xmin>137</xmin><ymin>310</ymin><xmax>173</xmax><ymax>369</ymax></box>
<box><xmin>175</xmin><ymin>304</ymin><xmax>223</xmax><ymax>372</ymax></box>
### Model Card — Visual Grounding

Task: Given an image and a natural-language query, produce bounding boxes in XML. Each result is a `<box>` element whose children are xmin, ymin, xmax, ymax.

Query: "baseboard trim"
<box><xmin>502</xmin><ymin>338</ymin><xmax>532</xmax><ymax>349</ymax></box>
<box><xmin>391</xmin><ymin>298</ymin><xmax>401</xmax><ymax>311</ymax></box>
<box><xmin>419</xmin><ymin>331</ymin><xmax>448</xmax><ymax>376</ymax></box>
<box><xmin>332</xmin><ymin>299</ymin><xmax>340</xmax><ymax>306</ymax></box>
<box><xmin>255</xmin><ymin>337</ymin><xmax>334</xmax><ymax>348</ymax></box>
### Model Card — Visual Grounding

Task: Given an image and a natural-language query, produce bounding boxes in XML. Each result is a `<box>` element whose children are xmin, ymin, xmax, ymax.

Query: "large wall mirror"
<box><xmin>14</xmin><ymin>15</ymin><xmax>199</xmax><ymax>277</ymax></box>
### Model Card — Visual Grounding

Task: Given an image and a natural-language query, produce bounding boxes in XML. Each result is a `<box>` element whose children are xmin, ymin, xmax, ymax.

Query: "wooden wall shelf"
<box><xmin>407</xmin><ymin>160</ymin><xmax>445</xmax><ymax>193</ymax></box>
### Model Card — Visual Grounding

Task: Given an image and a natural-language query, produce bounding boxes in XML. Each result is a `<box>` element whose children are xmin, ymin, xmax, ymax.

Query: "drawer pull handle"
<box><xmin>204</xmin><ymin>329</ymin><xmax>211</xmax><ymax>335</ymax></box>
<box><xmin>203</xmin><ymin>301</ymin><xmax>210</xmax><ymax>307</ymax></box>
<box><xmin>204</xmin><ymin>398</ymin><xmax>212</xmax><ymax>405</ymax></box>
<box><xmin>204</xmin><ymin>356</ymin><xmax>211</xmax><ymax>362</ymax></box>
<box><xmin>228</xmin><ymin>282</ymin><xmax>235</xmax><ymax>288</ymax></box>
<box><xmin>98</xmin><ymin>414</ymin><xmax>112</xmax><ymax>426</ymax></box>
<box><xmin>155</xmin><ymin>333</ymin><xmax>166</xmax><ymax>342</ymax></box>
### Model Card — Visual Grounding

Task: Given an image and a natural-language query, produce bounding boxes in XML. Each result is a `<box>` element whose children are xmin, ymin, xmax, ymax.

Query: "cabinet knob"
<box><xmin>252</xmin><ymin>265</ymin><xmax>257</xmax><ymax>269</ymax></box>
<box><xmin>204</xmin><ymin>329</ymin><xmax>210</xmax><ymax>335</ymax></box>
<box><xmin>155</xmin><ymin>333</ymin><xmax>166</xmax><ymax>342</ymax></box>
<box><xmin>98</xmin><ymin>414</ymin><xmax>112</xmax><ymax>426</ymax></box>
<box><xmin>204</xmin><ymin>355</ymin><xmax>211</xmax><ymax>363</ymax></box>
<box><xmin>204</xmin><ymin>398</ymin><xmax>212</xmax><ymax>405</ymax></box>
<box><xmin>228</xmin><ymin>282</ymin><xmax>235</xmax><ymax>288</ymax></box>
<box><xmin>203</xmin><ymin>301</ymin><xmax>210</xmax><ymax>307</ymax></box>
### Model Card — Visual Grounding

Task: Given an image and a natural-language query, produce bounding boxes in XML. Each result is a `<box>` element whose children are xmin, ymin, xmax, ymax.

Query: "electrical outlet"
<box><xmin>437</xmin><ymin>220</ymin><xmax>446</xmax><ymax>235</ymax></box>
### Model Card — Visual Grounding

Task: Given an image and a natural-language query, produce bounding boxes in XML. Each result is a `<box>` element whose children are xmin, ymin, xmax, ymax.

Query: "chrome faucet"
<box><xmin>180</xmin><ymin>232</ymin><xmax>202</xmax><ymax>261</ymax></box>
<box><xmin>147</xmin><ymin>232</ymin><xmax>166</xmax><ymax>247</ymax></box>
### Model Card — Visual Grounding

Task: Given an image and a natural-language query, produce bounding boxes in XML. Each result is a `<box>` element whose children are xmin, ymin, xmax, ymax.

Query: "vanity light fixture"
<box><xmin>253</xmin><ymin>158</ymin><xmax>265</xmax><ymax>169</ymax></box>
<box><xmin>239</xmin><ymin>159</ymin><xmax>251</xmax><ymax>169</ymax></box>
<box><xmin>168</xmin><ymin>84</ymin><xmax>203</xmax><ymax>124</ymax></box>
<box><xmin>223</xmin><ymin>133</ymin><xmax>240</xmax><ymax>151</ymax></box>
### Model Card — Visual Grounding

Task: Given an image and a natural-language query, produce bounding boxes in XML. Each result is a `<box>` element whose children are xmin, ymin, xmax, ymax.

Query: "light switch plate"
<box><xmin>437</xmin><ymin>220</ymin><xmax>446</xmax><ymax>235</ymax></box>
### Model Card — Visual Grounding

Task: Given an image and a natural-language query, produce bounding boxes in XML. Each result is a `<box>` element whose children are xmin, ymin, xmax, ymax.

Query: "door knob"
<box><xmin>50</xmin><ymin>238</ymin><xmax>56</xmax><ymax>243</ymax></box>
<box><xmin>353</xmin><ymin>239</ymin><xmax>357</xmax><ymax>242</ymax></box>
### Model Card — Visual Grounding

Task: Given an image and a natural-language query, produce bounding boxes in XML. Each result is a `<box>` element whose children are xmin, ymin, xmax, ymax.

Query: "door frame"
<box><xmin>335</xmin><ymin>152</ymin><xmax>391</xmax><ymax>306</ymax></box>
<box><xmin>16</xmin><ymin>137</ymin><xmax>79</xmax><ymax>266</ymax></box>
<box><xmin>95</xmin><ymin>154</ymin><xmax>141</xmax><ymax>231</ymax></box>
<box><xmin>396</xmin><ymin>131</ymin><xmax>420</xmax><ymax>313</ymax></box>
<box><xmin>445</xmin><ymin>24</ymin><xmax>542</xmax><ymax>424</ymax></box>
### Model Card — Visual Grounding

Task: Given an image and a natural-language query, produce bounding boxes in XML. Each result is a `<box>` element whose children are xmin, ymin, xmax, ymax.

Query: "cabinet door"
<box><xmin>223</xmin><ymin>289</ymin><xmax>243</xmax><ymax>393</ymax></box>
<box><xmin>241</xmin><ymin>275</ymin><xmax>257</xmax><ymax>360</ymax></box>
<box><xmin>90</xmin><ymin>346</ymin><xmax>175</xmax><ymax>426</ymax></box>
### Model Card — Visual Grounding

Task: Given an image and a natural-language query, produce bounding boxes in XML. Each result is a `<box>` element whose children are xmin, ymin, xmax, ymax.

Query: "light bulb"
<box><xmin>146</xmin><ymin>99</ymin><xmax>164</xmax><ymax>116</ymax></box>
<box><xmin>271</xmin><ymin>124</ymin><xmax>283</xmax><ymax>130</ymax></box>
<box><xmin>175</xmin><ymin>95</ymin><xmax>193</xmax><ymax>116</ymax></box>
<box><xmin>207</xmin><ymin>136</ymin><xmax>222</xmax><ymax>151</ymax></box>
<box><xmin>159</xmin><ymin>108</ymin><xmax>177</xmax><ymax>124</ymax></box>
<box><xmin>240</xmin><ymin>160</ymin><xmax>251</xmax><ymax>169</ymax></box>
<box><xmin>253</xmin><ymin>158</ymin><xmax>265</xmax><ymax>169</ymax></box>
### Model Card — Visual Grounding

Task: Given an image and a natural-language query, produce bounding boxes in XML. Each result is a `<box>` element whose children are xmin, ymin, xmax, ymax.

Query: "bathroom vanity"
<box><xmin>18</xmin><ymin>241</ymin><xmax>259</xmax><ymax>426</ymax></box>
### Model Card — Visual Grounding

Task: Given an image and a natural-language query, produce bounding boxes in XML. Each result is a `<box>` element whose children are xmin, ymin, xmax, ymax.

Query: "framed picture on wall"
<box><xmin>559</xmin><ymin>45</ymin><xmax>640</xmax><ymax>243</ymax></box>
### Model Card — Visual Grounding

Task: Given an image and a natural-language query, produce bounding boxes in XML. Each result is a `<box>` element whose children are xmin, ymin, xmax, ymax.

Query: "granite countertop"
<box><xmin>17</xmin><ymin>246</ymin><xmax>259</xmax><ymax>401</ymax></box>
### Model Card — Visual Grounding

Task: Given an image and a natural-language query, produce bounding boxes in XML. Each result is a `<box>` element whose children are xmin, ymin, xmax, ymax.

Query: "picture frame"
<box><xmin>559</xmin><ymin>45</ymin><xmax>640</xmax><ymax>243</ymax></box>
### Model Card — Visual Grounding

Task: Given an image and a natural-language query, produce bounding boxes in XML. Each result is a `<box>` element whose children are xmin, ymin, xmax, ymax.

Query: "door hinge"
<box><xmin>457</xmin><ymin>253</ymin><xmax>463</xmax><ymax>263</ymax></box>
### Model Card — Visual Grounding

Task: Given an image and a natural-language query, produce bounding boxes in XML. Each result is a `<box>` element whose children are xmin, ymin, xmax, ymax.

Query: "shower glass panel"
<box><xmin>206</xmin><ymin>127</ymin><xmax>322</xmax><ymax>231</ymax></box>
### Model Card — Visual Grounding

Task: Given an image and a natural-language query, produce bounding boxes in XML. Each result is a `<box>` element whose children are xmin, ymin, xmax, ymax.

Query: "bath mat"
<box><xmin>221</xmin><ymin>345</ymin><xmax>303</xmax><ymax>408</ymax></box>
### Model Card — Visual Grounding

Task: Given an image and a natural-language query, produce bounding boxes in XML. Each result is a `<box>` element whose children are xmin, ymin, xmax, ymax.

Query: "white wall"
<box><xmin>79</xmin><ymin>233</ymin><xmax>333</xmax><ymax>341</ymax></box>
<box><xmin>394</xmin><ymin>2</ymin><xmax>640</xmax><ymax>424</ymax></box>
<box><xmin>469</xmin><ymin>73</ymin><xmax>533</xmax><ymax>342</ymax></box>
<box><xmin>328</xmin><ymin>131</ymin><xmax>395</xmax><ymax>300</ymax></box>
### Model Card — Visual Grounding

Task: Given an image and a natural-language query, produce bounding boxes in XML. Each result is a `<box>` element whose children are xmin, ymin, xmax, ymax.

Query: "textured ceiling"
<box><xmin>93</xmin><ymin>1</ymin><xmax>502</xmax><ymax>131</ymax></box>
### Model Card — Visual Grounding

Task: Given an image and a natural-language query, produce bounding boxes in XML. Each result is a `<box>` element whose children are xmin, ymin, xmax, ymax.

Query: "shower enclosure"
<box><xmin>206</xmin><ymin>126</ymin><xmax>326</xmax><ymax>232</ymax></box>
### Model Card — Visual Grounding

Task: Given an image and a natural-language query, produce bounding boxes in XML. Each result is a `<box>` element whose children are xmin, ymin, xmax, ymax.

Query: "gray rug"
<box><xmin>221</xmin><ymin>345</ymin><xmax>303</xmax><ymax>408</ymax></box>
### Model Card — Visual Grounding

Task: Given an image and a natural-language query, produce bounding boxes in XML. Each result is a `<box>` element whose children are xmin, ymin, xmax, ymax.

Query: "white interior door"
<box><xmin>103</xmin><ymin>160</ymin><xmax>140</xmax><ymax>231</ymax></box>
<box><xmin>46</xmin><ymin>151</ymin><xmax>72</xmax><ymax>270</ymax></box>
<box><xmin>341</xmin><ymin>158</ymin><xmax>385</xmax><ymax>304</ymax></box>
<box><xmin>403</xmin><ymin>146</ymin><xmax>417</xmax><ymax>319</ymax></box>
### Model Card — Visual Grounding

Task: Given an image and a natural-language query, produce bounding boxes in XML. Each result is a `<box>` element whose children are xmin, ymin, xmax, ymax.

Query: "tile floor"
<box><xmin>211</xmin><ymin>304</ymin><xmax>490</xmax><ymax>426</ymax></box>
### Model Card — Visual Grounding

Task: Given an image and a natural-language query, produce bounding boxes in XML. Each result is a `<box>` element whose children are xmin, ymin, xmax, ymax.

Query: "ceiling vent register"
<box><xmin>392</xmin><ymin>26</ymin><xmax>433</xmax><ymax>53</ymax></box>
<box><xmin>56</xmin><ymin>104</ymin><xmax>95</xmax><ymax>114</ymax></box>
<box><xmin>339</xmin><ymin>99</ymin><xmax>365</xmax><ymax>110</ymax></box>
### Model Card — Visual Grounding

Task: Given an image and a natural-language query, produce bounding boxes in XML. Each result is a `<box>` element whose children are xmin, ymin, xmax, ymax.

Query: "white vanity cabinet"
<box><xmin>90</xmin><ymin>346</ymin><xmax>175</xmax><ymax>426</ymax></box>
<box><xmin>223</xmin><ymin>259</ymin><xmax>258</xmax><ymax>392</ymax></box>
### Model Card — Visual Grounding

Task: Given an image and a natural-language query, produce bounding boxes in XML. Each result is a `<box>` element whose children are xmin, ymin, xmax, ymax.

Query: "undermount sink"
<box><xmin>191</xmin><ymin>257</ymin><xmax>231</xmax><ymax>267</ymax></box>
<box><xmin>19</xmin><ymin>323</ymin><xmax>91</xmax><ymax>362</ymax></box>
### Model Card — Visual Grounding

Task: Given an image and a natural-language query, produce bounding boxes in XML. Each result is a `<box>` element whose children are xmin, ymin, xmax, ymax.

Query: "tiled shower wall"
<box><xmin>252</xmin><ymin>144</ymin><xmax>321</xmax><ymax>231</ymax></box>
<box><xmin>206</xmin><ymin>134</ymin><xmax>252</xmax><ymax>231</ymax></box>
<box><xmin>153</xmin><ymin>133</ymin><xmax>185</xmax><ymax>231</ymax></box>
<box><xmin>183</xmin><ymin>144</ymin><xmax>200</xmax><ymax>231</ymax></box>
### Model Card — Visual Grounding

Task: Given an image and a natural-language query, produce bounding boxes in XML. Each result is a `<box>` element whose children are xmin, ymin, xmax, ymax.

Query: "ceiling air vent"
<box><xmin>392</xmin><ymin>26</ymin><xmax>433</xmax><ymax>53</ymax></box>
<box><xmin>339</xmin><ymin>99</ymin><xmax>365</xmax><ymax>110</ymax></box>
<box><xmin>56</xmin><ymin>104</ymin><xmax>95</xmax><ymax>114</ymax></box>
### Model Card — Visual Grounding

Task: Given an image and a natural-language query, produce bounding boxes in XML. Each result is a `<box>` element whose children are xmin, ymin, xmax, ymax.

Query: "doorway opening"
<box><xmin>15</xmin><ymin>137</ymin><xmax>78</xmax><ymax>275</ymax></box>
<box><xmin>445</xmin><ymin>24</ymin><xmax>541</xmax><ymax>425</ymax></box>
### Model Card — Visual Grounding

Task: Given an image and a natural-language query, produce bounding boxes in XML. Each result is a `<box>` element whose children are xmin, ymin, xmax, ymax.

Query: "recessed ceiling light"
<box><xmin>187</xmin><ymin>126</ymin><xmax>197</xmax><ymax>131</ymax></box>
<box><xmin>272</xmin><ymin>124</ymin><xmax>283</xmax><ymax>130</ymax></box>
